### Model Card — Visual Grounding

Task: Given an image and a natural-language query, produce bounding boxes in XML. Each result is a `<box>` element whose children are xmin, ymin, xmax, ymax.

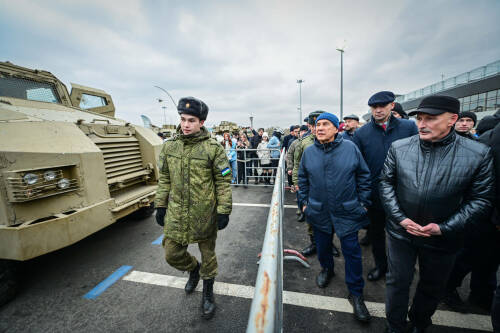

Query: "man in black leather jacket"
<box><xmin>379</xmin><ymin>95</ymin><xmax>495</xmax><ymax>333</ymax></box>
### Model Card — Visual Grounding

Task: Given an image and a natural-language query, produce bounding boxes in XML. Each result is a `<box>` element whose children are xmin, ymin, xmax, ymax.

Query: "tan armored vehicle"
<box><xmin>213</xmin><ymin>121</ymin><xmax>240</xmax><ymax>135</ymax></box>
<box><xmin>0</xmin><ymin>61</ymin><xmax>162</xmax><ymax>305</ymax></box>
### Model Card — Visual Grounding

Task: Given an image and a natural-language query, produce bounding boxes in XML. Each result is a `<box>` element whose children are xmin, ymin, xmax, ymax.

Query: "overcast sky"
<box><xmin>1</xmin><ymin>0</ymin><xmax>499</xmax><ymax>129</ymax></box>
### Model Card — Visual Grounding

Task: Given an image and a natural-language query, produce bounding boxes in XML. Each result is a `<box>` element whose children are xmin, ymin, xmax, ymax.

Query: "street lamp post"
<box><xmin>162</xmin><ymin>106</ymin><xmax>167</xmax><ymax>125</ymax></box>
<box><xmin>154</xmin><ymin>85</ymin><xmax>177</xmax><ymax>109</ymax></box>
<box><xmin>297</xmin><ymin>79</ymin><xmax>304</xmax><ymax>124</ymax></box>
<box><xmin>336</xmin><ymin>41</ymin><xmax>346</xmax><ymax>120</ymax></box>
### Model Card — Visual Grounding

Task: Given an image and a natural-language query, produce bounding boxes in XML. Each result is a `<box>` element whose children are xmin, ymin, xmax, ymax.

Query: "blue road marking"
<box><xmin>152</xmin><ymin>235</ymin><xmax>163</xmax><ymax>245</ymax></box>
<box><xmin>83</xmin><ymin>265</ymin><xmax>133</xmax><ymax>299</ymax></box>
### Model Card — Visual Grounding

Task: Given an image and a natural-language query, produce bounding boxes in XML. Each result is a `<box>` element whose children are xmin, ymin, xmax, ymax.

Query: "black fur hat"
<box><xmin>177</xmin><ymin>97</ymin><xmax>209</xmax><ymax>120</ymax></box>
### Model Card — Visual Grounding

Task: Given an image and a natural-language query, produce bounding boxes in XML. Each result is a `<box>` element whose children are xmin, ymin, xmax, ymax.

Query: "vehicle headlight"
<box><xmin>44</xmin><ymin>170</ymin><xmax>57</xmax><ymax>181</ymax></box>
<box><xmin>23</xmin><ymin>173</ymin><xmax>38</xmax><ymax>185</ymax></box>
<box><xmin>57</xmin><ymin>178</ymin><xmax>70</xmax><ymax>189</ymax></box>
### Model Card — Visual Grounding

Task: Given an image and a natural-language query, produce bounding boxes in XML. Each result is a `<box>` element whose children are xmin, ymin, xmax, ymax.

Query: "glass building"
<box><xmin>396</xmin><ymin>60</ymin><xmax>500</xmax><ymax>121</ymax></box>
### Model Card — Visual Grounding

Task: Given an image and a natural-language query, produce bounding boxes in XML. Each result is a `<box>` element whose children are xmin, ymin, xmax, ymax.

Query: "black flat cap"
<box><xmin>368</xmin><ymin>91</ymin><xmax>395</xmax><ymax>106</ymax></box>
<box><xmin>408</xmin><ymin>95</ymin><xmax>460</xmax><ymax>116</ymax></box>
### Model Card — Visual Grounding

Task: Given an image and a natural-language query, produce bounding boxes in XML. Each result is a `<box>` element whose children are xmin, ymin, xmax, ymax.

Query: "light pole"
<box><xmin>162</xmin><ymin>106</ymin><xmax>167</xmax><ymax>125</ymax></box>
<box><xmin>297</xmin><ymin>79</ymin><xmax>304</xmax><ymax>124</ymax></box>
<box><xmin>336</xmin><ymin>41</ymin><xmax>346</xmax><ymax>120</ymax></box>
<box><xmin>154</xmin><ymin>85</ymin><xmax>177</xmax><ymax>109</ymax></box>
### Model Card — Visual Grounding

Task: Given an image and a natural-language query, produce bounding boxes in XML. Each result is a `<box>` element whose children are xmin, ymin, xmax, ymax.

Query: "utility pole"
<box><xmin>162</xmin><ymin>106</ymin><xmax>167</xmax><ymax>125</ymax></box>
<box><xmin>336</xmin><ymin>40</ymin><xmax>346</xmax><ymax>120</ymax></box>
<box><xmin>297</xmin><ymin>79</ymin><xmax>304</xmax><ymax>124</ymax></box>
<box><xmin>336</xmin><ymin>47</ymin><xmax>345</xmax><ymax>120</ymax></box>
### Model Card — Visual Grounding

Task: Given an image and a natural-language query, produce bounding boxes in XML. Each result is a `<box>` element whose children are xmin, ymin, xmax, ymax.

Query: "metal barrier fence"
<box><xmin>225</xmin><ymin>148</ymin><xmax>281</xmax><ymax>186</ymax></box>
<box><xmin>246</xmin><ymin>150</ymin><xmax>285</xmax><ymax>333</ymax></box>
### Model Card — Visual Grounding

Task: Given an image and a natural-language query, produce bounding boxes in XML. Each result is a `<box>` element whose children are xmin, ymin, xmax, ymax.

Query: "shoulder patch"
<box><xmin>221</xmin><ymin>167</ymin><xmax>231</xmax><ymax>176</ymax></box>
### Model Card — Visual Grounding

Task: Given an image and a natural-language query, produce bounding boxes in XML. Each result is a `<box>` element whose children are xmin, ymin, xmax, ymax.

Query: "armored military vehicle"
<box><xmin>213</xmin><ymin>121</ymin><xmax>240</xmax><ymax>135</ymax></box>
<box><xmin>0</xmin><ymin>61</ymin><xmax>163</xmax><ymax>305</ymax></box>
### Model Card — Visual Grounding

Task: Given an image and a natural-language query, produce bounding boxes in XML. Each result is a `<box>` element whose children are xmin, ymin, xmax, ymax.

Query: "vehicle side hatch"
<box><xmin>69</xmin><ymin>83</ymin><xmax>115</xmax><ymax>118</ymax></box>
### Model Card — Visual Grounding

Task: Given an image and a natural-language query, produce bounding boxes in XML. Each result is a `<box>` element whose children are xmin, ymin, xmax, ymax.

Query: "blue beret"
<box><xmin>316</xmin><ymin>112</ymin><xmax>339</xmax><ymax>129</ymax></box>
<box><xmin>368</xmin><ymin>91</ymin><xmax>395</xmax><ymax>106</ymax></box>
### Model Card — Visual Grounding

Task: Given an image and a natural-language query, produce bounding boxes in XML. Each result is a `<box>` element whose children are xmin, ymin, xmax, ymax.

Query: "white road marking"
<box><xmin>123</xmin><ymin>270</ymin><xmax>492</xmax><ymax>332</ymax></box>
<box><xmin>233</xmin><ymin>203</ymin><xmax>296</xmax><ymax>209</ymax></box>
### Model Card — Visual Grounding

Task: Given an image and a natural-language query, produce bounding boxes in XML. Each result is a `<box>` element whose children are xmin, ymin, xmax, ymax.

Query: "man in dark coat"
<box><xmin>379</xmin><ymin>95</ymin><xmax>495</xmax><ymax>333</ymax></box>
<box><xmin>249</xmin><ymin>127</ymin><xmax>264</xmax><ymax>182</ymax></box>
<box><xmin>455</xmin><ymin>111</ymin><xmax>478</xmax><ymax>140</ymax></box>
<box><xmin>443</xmin><ymin>109</ymin><xmax>498</xmax><ymax>313</ymax></box>
<box><xmin>391</xmin><ymin>102</ymin><xmax>408</xmax><ymax>119</ymax></box>
<box><xmin>352</xmin><ymin>91</ymin><xmax>418</xmax><ymax>282</ymax></box>
<box><xmin>283</xmin><ymin>125</ymin><xmax>300</xmax><ymax>150</ymax></box>
<box><xmin>298</xmin><ymin>112</ymin><xmax>372</xmax><ymax>323</ymax></box>
<box><xmin>341</xmin><ymin>114</ymin><xmax>359</xmax><ymax>141</ymax></box>
<box><xmin>481</xmin><ymin>110</ymin><xmax>500</xmax><ymax>332</ymax></box>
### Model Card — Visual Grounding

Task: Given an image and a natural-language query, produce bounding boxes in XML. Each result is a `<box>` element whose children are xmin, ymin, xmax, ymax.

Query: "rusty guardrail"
<box><xmin>246</xmin><ymin>150</ymin><xmax>285</xmax><ymax>333</ymax></box>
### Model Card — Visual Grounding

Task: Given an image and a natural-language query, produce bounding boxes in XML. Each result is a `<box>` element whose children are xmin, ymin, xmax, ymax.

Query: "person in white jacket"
<box><xmin>257</xmin><ymin>132</ymin><xmax>272</xmax><ymax>184</ymax></box>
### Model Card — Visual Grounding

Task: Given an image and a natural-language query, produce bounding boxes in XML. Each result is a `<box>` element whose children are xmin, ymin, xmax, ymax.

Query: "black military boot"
<box><xmin>201</xmin><ymin>278</ymin><xmax>216</xmax><ymax>320</ymax></box>
<box><xmin>300</xmin><ymin>235</ymin><xmax>316</xmax><ymax>256</ymax></box>
<box><xmin>348</xmin><ymin>293</ymin><xmax>371</xmax><ymax>322</ymax></box>
<box><xmin>184</xmin><ymin>262</ymin><xmax>200</xmax><ymax>294</ymax></box>
<box><xmin>316</xmin><ymin>267</ymin><xmax>335</xmax><ymax>288</ymax></box>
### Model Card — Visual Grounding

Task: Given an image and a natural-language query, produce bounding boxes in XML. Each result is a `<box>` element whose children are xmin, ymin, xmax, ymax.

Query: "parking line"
<box><xmin>83</xmin><ymin>265</ymin><xmax>133</xmax><ymax>299</ymax></box>
<box><xmin>233</xmin><ymin>203</ymin><xmax>296</xmax><ymax>209</ymax></box>
<box><xmin>152</xmin><ymin>235</ymin><xmax>163</xmax><ymax>245</ymax></box>
<box><xmin>123</xmin><ymin>270</ymin><xmax>492</xmax><ymax>332</ymax></box>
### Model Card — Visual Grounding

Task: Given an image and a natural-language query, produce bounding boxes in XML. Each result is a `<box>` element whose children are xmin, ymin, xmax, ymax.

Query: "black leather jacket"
<box><xmin>379</xmin><ymin>130</ymin><xmax>495</xmax><ymax>252</ymax></box>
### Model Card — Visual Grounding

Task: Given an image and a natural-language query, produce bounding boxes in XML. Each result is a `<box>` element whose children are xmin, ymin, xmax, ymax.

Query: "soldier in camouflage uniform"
<box><xmin>292</xmin><ymin>111</ymin><xmax>322</xmax><ymax>256</ymax></box>
<box><xmin>155</xmin><ymin>97</ymin><xmax>232</xmax><ymax>320</ymax></box>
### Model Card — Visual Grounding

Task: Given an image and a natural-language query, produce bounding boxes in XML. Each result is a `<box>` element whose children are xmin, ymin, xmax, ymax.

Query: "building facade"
<box><xmin>396</xmin><ymin>60</ymin><xmax>500</xmax><ymax>121</ymax></box>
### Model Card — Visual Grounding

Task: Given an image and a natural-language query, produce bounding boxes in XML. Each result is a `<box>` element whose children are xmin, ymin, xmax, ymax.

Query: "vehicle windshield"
<box><xmin>0</xmin><ymin>74</ymin><xmax>61</xmax><ymax>103</ymax></box>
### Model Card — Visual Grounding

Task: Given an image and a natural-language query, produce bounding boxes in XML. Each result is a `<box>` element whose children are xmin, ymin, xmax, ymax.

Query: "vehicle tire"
<box><xmin>0</xmin><ymin>260</ymin><xmax>18</xmax><ymax>307</ymax></box>
<box><xmin>130</xmin><ymin>203</ymin><xmax>155</xmax><ymax>220</ymax></box>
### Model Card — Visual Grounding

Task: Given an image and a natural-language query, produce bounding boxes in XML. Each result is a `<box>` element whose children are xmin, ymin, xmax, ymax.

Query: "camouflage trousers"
<box><xmin>163</xmin><ymin>236</ymin><xmax>217</xmax><ymax>279</ymax></box>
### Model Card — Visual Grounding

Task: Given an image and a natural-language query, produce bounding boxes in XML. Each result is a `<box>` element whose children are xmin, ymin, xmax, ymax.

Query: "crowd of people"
<box><xmin>285</xmin><ymin>91</ymin><xmax>500</xmax><ymax>332</ymax></box>
<box><xmin>153</xmin><ymin>93</ymin><xmax>500</xmax><ymax>331</ymax></box>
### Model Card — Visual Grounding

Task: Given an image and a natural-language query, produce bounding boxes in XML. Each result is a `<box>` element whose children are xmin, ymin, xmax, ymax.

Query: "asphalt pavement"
<box><xmin>0</xmin><ymin>186</ymin><xmax>493</xmax><ymax>332</ymax></box>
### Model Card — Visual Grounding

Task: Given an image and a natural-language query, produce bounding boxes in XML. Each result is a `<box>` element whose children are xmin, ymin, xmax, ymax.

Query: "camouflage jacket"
<box><xmin>155</xmin><ymin>127</ymin><xmax>232</xmax><ymax>245</ymax></box>
<box><xmin>292</xmin><ymin>134</ymin><xmax>315</xmax><ymax>185</ymax></box>
<box><xmin>286</xmin><ymin>139</ymin><xmax>301</xmax><ymax>172</ymax></box>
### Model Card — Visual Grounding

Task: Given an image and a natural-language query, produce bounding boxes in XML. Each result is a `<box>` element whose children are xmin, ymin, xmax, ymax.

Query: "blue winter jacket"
<box><xmin>341</xmin><ymin>130</ymin><xmax>355</xmax><ymax>142</ymax></box>
<box><xmin>267</xmin><ymin>136</ymin><xmax>281</xmax><ymax>159</ymax></box>
<box><xmin>352</xmin><ymin>115</ymin><xmax>418</xmax><ymax>210</ymax></box>
<box><xmin>225</xmin><ymin>141</ymin><xmax>237</xmax><ymax>162</ymax></box>
<box><xmin>298</xmin><ymin>135</ymin><xmax>372</xmax><ymax>237</ymax></box>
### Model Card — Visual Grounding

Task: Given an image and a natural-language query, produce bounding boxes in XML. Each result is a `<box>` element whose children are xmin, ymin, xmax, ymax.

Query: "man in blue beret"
<box><xmin>352</xmin><ymin>91</ymin><xmax>418</xmax><ymax>282</ymax></box>
<box><xmin>298</xmin><ymin>112</ymin><xmax>372</xmax><ymax>322</ymax></box>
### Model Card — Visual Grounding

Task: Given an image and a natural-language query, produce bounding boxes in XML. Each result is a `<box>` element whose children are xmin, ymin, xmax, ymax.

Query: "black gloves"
<box><xmin>217</xmin><ymin>214</ymin><xmax>230</xmax><ymax>230</ymax></box>
<box><xmin>155</xmin><ymin>207</ymin><xmax>166</xmax><ymax>226</ymax></box>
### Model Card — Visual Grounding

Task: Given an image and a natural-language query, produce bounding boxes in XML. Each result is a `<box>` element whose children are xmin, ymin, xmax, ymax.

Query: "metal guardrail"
<box><xmin>224</xmin><ymin>148</ymin><xmax>281</xmax><ymax>186</ymax></box>
<box><xmin>246</xmin><ymin>150</ymin><xmax>285</xmax><ymax>333</ymax></box>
